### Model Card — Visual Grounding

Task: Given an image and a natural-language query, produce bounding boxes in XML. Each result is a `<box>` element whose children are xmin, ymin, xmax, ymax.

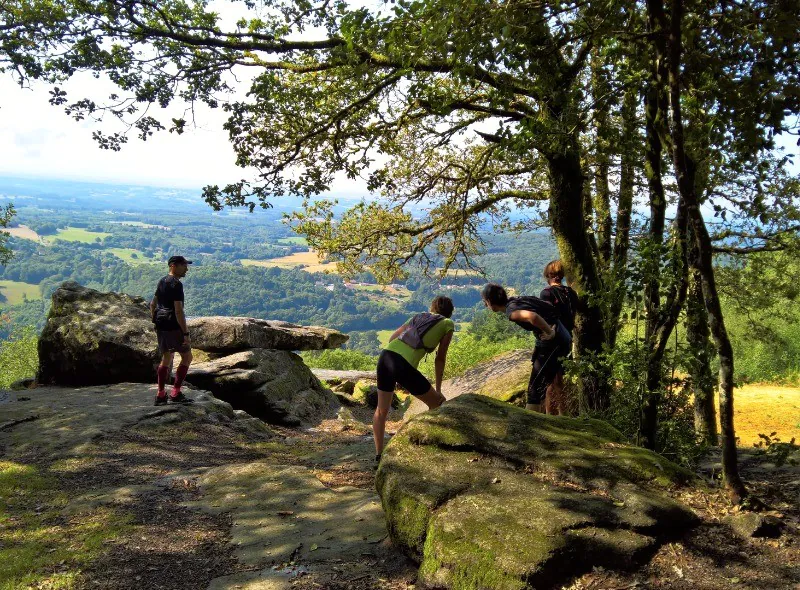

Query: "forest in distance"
<box><xmin>1</xmin><ymin>175</ymin><xmax>799</xmax><ymax>390</ymax></box>
<box><xmin>0</xmin><ymin>176</ymin><xmax>557</xmax><ymax>333</ymax></box>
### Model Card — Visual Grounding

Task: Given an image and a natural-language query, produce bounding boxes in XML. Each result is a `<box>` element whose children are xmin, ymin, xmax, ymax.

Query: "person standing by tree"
<box><xmin>482</xmin><ymin>283</ymin><xmax>570</xmax><ymax>414</ymax></box>
<box><xmin>373</xmin><ymin>296</ymin><xmax>455</xmax><ymax>463</ymax></box>
<box><xmin>539</xmin><ymin>260</ymin><xmax>579</xmax><ymax>415</ymax></box>
<box><xmin>150</xmin><ymin>256</ymin><xmax>194</xmax><ymax>406</ymax></box>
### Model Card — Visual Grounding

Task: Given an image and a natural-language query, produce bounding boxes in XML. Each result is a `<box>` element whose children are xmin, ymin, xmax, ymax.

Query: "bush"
<box><xmin>301</xmin><ymin>348</ymin><xmax>377</xmax><ymax>371</ymax></box>
<box><xmin>0</xmin><ymin>326</ymin><xmax>38</xmax><ymax>388</ymax></box>
<box><xmin>418</xmin><ymin>332</ymin><xmax>531</xmax><ymax>381</ymax></box>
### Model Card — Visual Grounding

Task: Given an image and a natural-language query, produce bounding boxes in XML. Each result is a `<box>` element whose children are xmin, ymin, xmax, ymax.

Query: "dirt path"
<box><xmin>0</xmin><ymin>384</ymin><xmax>414</xmax><ymax>590</ymax></box>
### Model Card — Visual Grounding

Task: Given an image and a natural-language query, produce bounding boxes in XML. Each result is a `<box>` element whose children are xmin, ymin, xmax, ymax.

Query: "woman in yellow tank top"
<box><xmin>373</xmin><ymin>296</ymin><xmax>455</xmax><ymax>463</ymax></box>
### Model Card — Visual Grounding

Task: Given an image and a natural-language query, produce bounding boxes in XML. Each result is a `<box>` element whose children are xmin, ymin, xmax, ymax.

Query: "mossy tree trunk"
<box><xmin>686</xmin><ymin>237</ymin><xmax>719</xmax><ymax>446</ymax></box>
<box><xmin>546</xmin><ymin>143</ymin><xmax>609</xmax><ymax>412</ymax></box>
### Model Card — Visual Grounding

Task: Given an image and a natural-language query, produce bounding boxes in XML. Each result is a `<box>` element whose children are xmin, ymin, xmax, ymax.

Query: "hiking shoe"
<box><xmin>154</xmin><ymin>395</ymin><xmax>168</xmax><ymax>406</ymax></box>
<box><xmin>168</xmin><ymin>392</ymin><xmax>194</xmax><ymax>404</ymax></box>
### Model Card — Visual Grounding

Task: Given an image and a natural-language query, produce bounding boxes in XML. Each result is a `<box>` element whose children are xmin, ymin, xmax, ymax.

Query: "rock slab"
<box><xmin>38</xmin><ymin>281</ymin><xmax>159</xmax><ymax>385</ymax></box>
<box><xmin>188</xmin><ymin>316</ymin><xmax>348</xmax><ymax>352</ymax></box>
<box><xmin>188</xmin><ymin>462</ymin><xmax>387</xmax><ymax>568</ymax></box>
<box><xmin>377</xmin><ymin>394</ymin><xmax>699</xmax><ymax>589</ymax></box>
<box><xmin>186</xmin><ymin>349</ymin><xmax>338</xmax><ymax>425</ymax></box>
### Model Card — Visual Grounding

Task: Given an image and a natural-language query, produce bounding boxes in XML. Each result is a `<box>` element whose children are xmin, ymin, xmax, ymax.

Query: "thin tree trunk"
<box><xmin>640</xmin><ymin>12</ymin><xmax>670</xmax><ymax>449</ymax></box>
<box><xmin>591</xmin><ymin>49</ymin><xmax>613</xmax><ymax>268</ymax></box>
<box><xmin>686</xmin><ymin>236</ymin><xmax>719</xmax><ymax>446</ymax></box>
<box><xmin>664</xmin><ymin>0</ymin><xmax>745</xmax><ymax>500</ymax></box>
<box><xmin>608</xmin><ymin>83</ymin><xmax>637</xmax><ymax>349</ymax></box>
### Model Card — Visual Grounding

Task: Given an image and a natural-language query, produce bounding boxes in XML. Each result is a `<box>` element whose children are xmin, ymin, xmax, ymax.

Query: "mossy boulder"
<box><xmin>353</xmin><ymin>379</ymin><xmax>399</xmax><ymax>409</ymax></box>
<box><xmin>186</xmin><ymin>349</ymin><xmax>338</xmax><ymax>426</ymax></box>
<box><xmin>38</xmin><ymin>281</ymin><xmax>159</xmax><ymax>385</ymax></box>
<box><xmin>377</xmin><ymin>395</ymin><xmax>698</xmax><ymax>589</ymax></box>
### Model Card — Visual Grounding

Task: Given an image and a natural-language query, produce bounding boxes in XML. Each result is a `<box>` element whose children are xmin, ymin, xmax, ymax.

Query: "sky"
<box><xmin>0</xmin><ymin>76</ymin><xmax>248</xmax><ymax>189</ymax></box>
<box><xmin>0</xmin><ymin>2</ymin><xmax>796</xmax><ymax>193</ymax></box>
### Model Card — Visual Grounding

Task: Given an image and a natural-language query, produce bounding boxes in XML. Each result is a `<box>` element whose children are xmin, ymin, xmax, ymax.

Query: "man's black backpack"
<box><xmin>398</xmin><ymin>312</ymin><xmax>445</xmax><ymax>352</ymax></box>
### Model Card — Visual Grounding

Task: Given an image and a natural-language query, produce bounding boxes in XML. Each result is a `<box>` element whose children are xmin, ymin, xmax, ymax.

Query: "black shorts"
<box><xmin>157</xmin><ymin>329</ymin><xmax>190</xmax><ymax>355</ymax></box>
<box><xmin>376</xmin><ymin>350</ymin><xmax>432</xmax><ymax>397</ymax></box>
<box><xmin>527</xmin><ymin>321</ymin><xmax>572</xmax><ymax>404</ymax></box>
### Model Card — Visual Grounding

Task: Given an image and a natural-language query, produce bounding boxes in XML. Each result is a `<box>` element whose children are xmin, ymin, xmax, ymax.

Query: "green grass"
<box><xmin>277</xmin><ymin>236</ymin><xmax>308</xmax><ymax>245</ymax></box>
<box><xmin>47</xmin><ymin>227</ymin><xmax>111</xmax><ymax>244</ymax></box>
<box><xmin>0</xmin><ymin>280</ymin><xmax>42</xmax><ymax>306</ymax></box>
<box><xmin>106</xmin><ymin>247</ymin><xmax>160</xmax><ymax>264</ymax></box>
<box><xmin>0</xmin><ymin>461</ymin><xmax>132</xmax><ymax>589</ymax></box>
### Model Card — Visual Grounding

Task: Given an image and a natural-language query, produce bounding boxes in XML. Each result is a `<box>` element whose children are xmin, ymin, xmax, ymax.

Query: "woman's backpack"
<box><xmin>398</xmin><ymin>312</ymin><xmax>445</xmax><ymax>352</ymax></box>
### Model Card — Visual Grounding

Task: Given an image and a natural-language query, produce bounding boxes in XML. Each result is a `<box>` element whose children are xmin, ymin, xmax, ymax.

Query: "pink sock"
<box><xmin>156</xmin><ymin>365</ymin><xmax>170</xmax><ymax>396</ymax></box>
<box><xmin>172</xmin><ymin>364</ymin><xmax>189</xmax><ymax>395</ymax></box>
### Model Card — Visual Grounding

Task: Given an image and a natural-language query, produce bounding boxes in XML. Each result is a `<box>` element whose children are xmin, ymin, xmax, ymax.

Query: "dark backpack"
<box><xmin>541</xmin><ymin>286</ymin><xmax>576</xmax><ymax>333</ymax></box>
<box><xmin>398</xmin><ymin>312</ymin><xmax>445</xmax><ymax>352</ymax></box>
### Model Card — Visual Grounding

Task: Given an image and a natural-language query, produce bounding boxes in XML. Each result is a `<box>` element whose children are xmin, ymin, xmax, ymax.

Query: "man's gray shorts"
<box><xmin>157</xmin><ymin>329</ymin><xmax>190</xmax><ymax>354</ymax></box>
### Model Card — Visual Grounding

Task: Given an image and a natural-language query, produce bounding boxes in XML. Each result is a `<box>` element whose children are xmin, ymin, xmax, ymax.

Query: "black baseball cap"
<box><xmin>167</xmin><ymin>255</ymin><xmax>193</xmax><ymax>266</ymax></box>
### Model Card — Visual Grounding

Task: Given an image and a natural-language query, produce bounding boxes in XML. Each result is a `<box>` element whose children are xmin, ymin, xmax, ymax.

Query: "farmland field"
<box><xmin>0</xmin><ymin>280</ymin><xmax>42</xmax><ymax>306</ymax></box>
<box><xmin>727</xmin><ymin>384</ymin><xmax>800</xmax><ymax>447</ymax></box>
<box><xmin>241</xmin><ymin>250</ymin><xmax>338</xmax><ymax>274</ymax></box>
<box><xmin>352</xmin><ymin>283</ymin><xmax>412</xmax><ymax>298</ymax></box>
<box><xmin>4</xmin><ymin>225</ymin><xmax>42</xmax><ymax>242</ymax></box>
<box><xmin>47</xmin><ymin>227</ymin><xmax>111</xmax><ymax>243</ymax></box>
<box><xmin>276</xmin><ymin>236</ymin><xmax>308</xmax><ymax>245</ymax></box>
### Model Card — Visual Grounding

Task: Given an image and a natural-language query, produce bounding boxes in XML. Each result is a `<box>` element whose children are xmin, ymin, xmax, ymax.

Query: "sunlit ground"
<box><xmin>725</xmin><ymin>384</ymin><xmax>800</xmax><ymax>447</ymax></box>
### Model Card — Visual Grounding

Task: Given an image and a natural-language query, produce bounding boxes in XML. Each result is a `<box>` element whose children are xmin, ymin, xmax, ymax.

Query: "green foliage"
<box><xmin>589</xmin><ymin>321</ymin><xmax>707</xmax><ymax>469</ymax></box>
<box><xmin>467</xmin><ymin>309</ymin><xmax>527</xmax><ymax>343</ymax></box>
<box><xmin>0</xmin><ymin>203</ymin><xmax>14</xmax><ymax>265</ymax></box>
<box><xmin>0</xmin><ymin>325</ymin><xmax>38</xmax><ymax>388</ymax></box>
<box><xmin>753</xmin><ymin>432</ymin><xmax>799</xmax><ymax>468</ymax></box>
<box><xmin>719</xmin><ymin>250</ymin><xmax>800</xmax><ymax>384</ymax></box>
<box><xmin>418</xmin><ymin>332</ymin><xmax>531</xmax><ymax>382</ymax></box>
<box><xmin>301</xmin><ymin>349</ymin><xmax>377</xmax><ymax>372</ymax></box>
<box><xmin>345</xmin><ymin>330</ymin><xmax>382</xmax><ymax>356</ymax></box>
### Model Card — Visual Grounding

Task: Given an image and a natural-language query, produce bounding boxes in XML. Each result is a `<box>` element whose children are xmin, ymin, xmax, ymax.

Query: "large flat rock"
<box><xmin>188</xmin><ymin>317</ymin><xmax>348</xmax><ymax>352</ymax></box>
<box><xmin>405</xmin><ymin>349</ymin><xmax>531</xmax><ymax>419</ymax></box>
<box><xmin>311</xmin><ymin>368</ymin><xmax>376</xmax><ymax>382</ymax></box>
<box><xmin>0</xmin><ymin>383</ymin><xmax>234</xmax><ymax>458</ymax></box>
<box><xmin>378</xmin><ymin>394</ymin><xmax>699</xmax><ymax>589</ymax></box>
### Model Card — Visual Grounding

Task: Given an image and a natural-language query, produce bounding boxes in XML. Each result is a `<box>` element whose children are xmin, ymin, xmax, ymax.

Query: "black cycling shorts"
<box><xmin>376</xmin><ymin>349</ymin><xmax>432</xmax><ymax>397</ymax></box>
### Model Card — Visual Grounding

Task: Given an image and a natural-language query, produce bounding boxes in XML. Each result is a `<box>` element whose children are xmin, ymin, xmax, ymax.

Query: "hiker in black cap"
<box><xmin>481</xmin><ymin>283</ymin><xmax>571</xmax><ymax>414</ymax></box>
<box><xmin>373</xmin><ymin>296</ymin><xmax>455</xmax><ymax>462</ymax></box>
<box><xmin>150</xmin><ymin>255</ymin><xmax>194</xmax><ymax>405</ymax></box>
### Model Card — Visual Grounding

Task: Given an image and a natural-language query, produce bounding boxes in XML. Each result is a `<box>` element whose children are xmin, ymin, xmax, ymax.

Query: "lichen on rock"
<box><xmin>377</xmin><ymin>394</ymin><xmax>699</xmax><ymax>589</ymax></box>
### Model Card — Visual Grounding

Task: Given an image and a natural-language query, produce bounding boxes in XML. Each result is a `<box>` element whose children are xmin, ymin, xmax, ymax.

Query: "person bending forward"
<box><xmin>481</xmin><ymin>283</ymin><xmax>571</xmax><ymax>413</ymax></box>
<box><xmin>373</xmin><ymin>296</ymin><xmax>455</xmax><ymax>462</ymax></box>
